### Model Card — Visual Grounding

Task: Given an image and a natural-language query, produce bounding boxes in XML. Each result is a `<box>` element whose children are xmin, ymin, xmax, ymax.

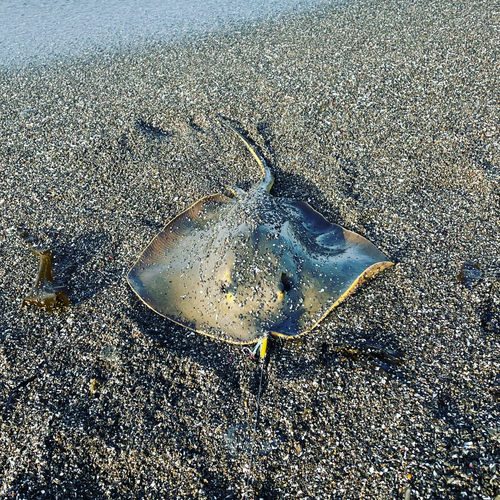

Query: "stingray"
<box><xmin>128</xmin><ymin>120</ymin><xmax>393</xmax><ymax>345</ymax></box>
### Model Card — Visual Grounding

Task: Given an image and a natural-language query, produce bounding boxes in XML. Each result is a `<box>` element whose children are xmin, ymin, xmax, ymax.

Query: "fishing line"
<box><xmin>242</xmin><ymin>333</ymin><xmax>269</xmax><ymax>499</ymax></box>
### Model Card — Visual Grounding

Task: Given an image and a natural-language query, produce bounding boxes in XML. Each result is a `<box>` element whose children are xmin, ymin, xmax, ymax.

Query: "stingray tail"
<box><xmin>251</xmin><ymin>334</ymin><xmax>268</xmax><ymax>360</ymax></box>
<box><xmin>216</xmin><ymin>114</ymin><xmax>274</xmax><ymax>192</ymax></box>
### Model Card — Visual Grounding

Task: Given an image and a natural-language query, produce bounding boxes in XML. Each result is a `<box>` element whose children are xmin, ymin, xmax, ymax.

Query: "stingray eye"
<box><xmin>280</xmin><ymin>273</ymin><xmax>293</xmax><ymax>292</ymax></box>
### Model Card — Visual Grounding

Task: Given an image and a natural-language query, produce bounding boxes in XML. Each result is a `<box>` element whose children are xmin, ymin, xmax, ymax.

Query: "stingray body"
<box><xmin>128</xmin><ymin>121</ymin><xmax>393</xmax><ymax>344</ymax></box>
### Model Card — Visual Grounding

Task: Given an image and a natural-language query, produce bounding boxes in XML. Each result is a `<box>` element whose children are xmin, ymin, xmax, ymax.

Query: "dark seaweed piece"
<box><xmin>188</xmin><ymin>117</ymin><xmax>205</xmax><ymax>133</ymax></box>
<box><xmin>361</xmin><ymin>340</ymin><xmax>404</xmax><ymax>365</ymax></box>
<box><xmin>18</xmin><ymin>227</ymin><xmax>69</xmax><ymax>310</ymax></box>
<box><xmin>340</xmin><ymin>340</ymin><xmax>404</xmax><ymax>377</ymax></box>
<box><xmin>20</xmin><ymin>239</ymin><xmax>69</xmax><ymax>311</ymax></box>
<box><xmin>22</xmin><ymin>248</ymin><xmax>69</xmax><ymax>310</ymax></box>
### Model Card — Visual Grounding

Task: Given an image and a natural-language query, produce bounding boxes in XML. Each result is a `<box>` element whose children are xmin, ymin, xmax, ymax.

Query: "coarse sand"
<box><xmin>0</xmin><ymin>0</ymin><xmax>499</xmax><ymax>498</ymax></box>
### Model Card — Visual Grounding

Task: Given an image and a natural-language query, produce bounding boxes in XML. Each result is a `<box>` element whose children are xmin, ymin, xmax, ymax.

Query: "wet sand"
<box><xmin>1</xmin><ymin>0</ymin><xmax>499</xmax><ymax>498</ymax></box>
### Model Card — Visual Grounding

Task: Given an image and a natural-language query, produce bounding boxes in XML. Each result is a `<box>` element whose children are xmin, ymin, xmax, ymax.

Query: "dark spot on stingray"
<box><xmin>280</xmin><ymin>273</ymin><xmax>293</xmax><ymax>292</ymax></box>
<box><xmin>135</xmin><ymin>119</ymin><xmax>169</xmax><ymax>141</ymax></box>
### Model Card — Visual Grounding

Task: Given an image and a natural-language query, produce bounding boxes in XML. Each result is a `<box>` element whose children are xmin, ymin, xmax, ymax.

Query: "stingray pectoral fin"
<box><xmin>262</xmin><ymin>203</ymin><xmax>393</xmax><ymax>339</ymax></box>
<box><xmin>329</xmin><ymin>260</ymin><xmax>394</xmax><ymax>310</ymax></box>
<box><xmin>343</xmin><ymin>229</ymin><xmax>391</xmax><ymax>262</ymax></box>
<box><xmin>269</xmin><ymin>260</ymin><xmax>393</xmax><ymax>340</ymax></box>
<box><xmin>132</xmin><ymin>193</ymin><xmax>231</xmax><ymax>267</ymax></box>
<box><xmin>319</xmin><ymin>228</ymin><xmax>394</xmax><ymax>323</ymax></box>
<box><xmin>127</xmin><ymin>193</ymin><xmax>231</xmax><ymax>315</ymax></box>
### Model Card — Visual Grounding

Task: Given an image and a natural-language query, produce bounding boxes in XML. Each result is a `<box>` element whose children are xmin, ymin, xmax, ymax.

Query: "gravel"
<box><xmin>1</xmin><ymin>0</ymin><xmax>499</xmax><ymax>498</ymax></box>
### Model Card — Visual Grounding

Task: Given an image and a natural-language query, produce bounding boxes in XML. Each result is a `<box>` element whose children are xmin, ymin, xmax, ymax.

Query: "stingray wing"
<box><xmin>270</xmin><ymin>199</ymin><xmax>393</xmax><ymax>337</ymax></box>
<box><xmin>127</xmin><ymin>193</ymin><xmax>233</xmax><ymax>332</ymax></box>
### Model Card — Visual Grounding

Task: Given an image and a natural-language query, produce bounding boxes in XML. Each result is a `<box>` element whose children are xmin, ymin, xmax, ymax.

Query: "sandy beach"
<box><xmin>1</xmin><ymin>0</ymin><xmax>499</xmax><ymax>498</ymax></box>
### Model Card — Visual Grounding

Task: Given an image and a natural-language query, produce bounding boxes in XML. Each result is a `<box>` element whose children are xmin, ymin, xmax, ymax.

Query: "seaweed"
<box><xmin>18</xmin><ymin>228</ymin><xmax>69</xmax><ymax>310</ymax></box>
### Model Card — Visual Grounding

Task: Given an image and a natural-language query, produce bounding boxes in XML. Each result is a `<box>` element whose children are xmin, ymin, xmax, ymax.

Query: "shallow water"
<box><xmin>0</xmin><ymin>0</ymin><xmax>327</xmax><ymax>67</ymax></box>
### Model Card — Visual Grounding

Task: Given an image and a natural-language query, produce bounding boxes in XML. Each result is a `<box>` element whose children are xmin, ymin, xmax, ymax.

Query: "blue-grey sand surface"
<box><xmin>0</xmin><ymin>0</ymin><xmax>326</xmax><ymax>67</ymax></box>
<box><xmin>0</xmin><ymin>0</ymin><xmax>499</xmax><ymax>498</ymax></box>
